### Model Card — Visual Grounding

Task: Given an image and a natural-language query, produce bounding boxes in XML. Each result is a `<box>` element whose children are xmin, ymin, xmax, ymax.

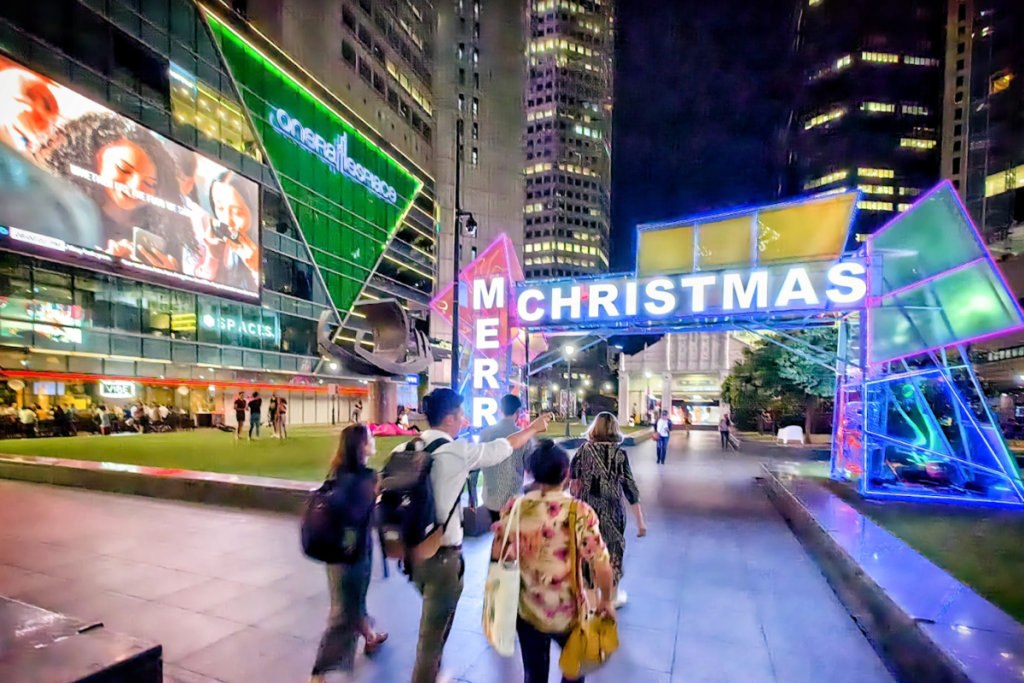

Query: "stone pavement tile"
<box><xmin>176</xmin><ymin>626</ymin><xmax>307</xmax><ymax>682</ymax></box>
<box><xmin>0</xmin><ymin>540</ymin><xmax>95</xmax><ymax>574</ymax></box>
<box><xmin>617</xmin><ymin>625</ymin><xmax>676</xmax><ymax>673</ymax></box>
<box><xmin>264</xmin><ymin>566</ymin><xmax>330</xmax><ymax>601</ymax></box>
<box><xmin>202</xmin><ymin>585</ymin><xmax>301</xmax><ymax>626</ymax></box>
<box><xmin>113</xmin><ymin>565</ymin><xmax>209</xmax><ymax>601</ymax></box>
<box><xmin>757</xmin><ymin>593</ymin><xmax>866</xmax><ymax>656</ymax></box>
<box><xmin>213</xmin><ymin>560</ymin><xmax>295</xmax><ymax>588</ymax></box>
<box><xmin>163</xmin><ymin>663</ymin><xmax>227</xmax><ymax>683</ymax></box>
<box><xmin>671</xmin><ymin>632</ymin><xmax>775</xmax><ymax>683</ymax></box>
<box><xmin>0</xmin><ymin>564</ymin><xmax>58</xmax><ymax>596</ymax></box>
<box><xmin>4</xmin><ymin>573</ymin><xmax>98</xmax><ymax>615</ymax></box>
<box><xmin>59</xmin><ymin>588</ymin><xmax>151</xmax><ymax>627</ymax></box>
<box><xmin>239</xmin><ymin>638</ymin><xmax>319</xmax><ymax>683</ymax></box>
<box><xmin>676</xmin><ymin>598</ymin><xmax>764</xmax><ymax>646</ymax></box>
<box><xmin>128</xmin><ymin>602</ymin><xmax>246</xmax><ymax>663</ymax></box>
<box><xmin>616</xmin><ymin>594</ymin><xmax>680</xmax><ymax>631</ymax></box>
<box><xmin>158</xmin><ymin>578</ymin><xmax>257</xmax><ymax>613</ymax></box>
<box><xmin>261</xmin><ymin>596</ymin><xmax>331</xmax><ymax>642</ymax></box>
<box><xmin>768</xmin><ymin>639</ymin><xmax>895</xmax><ymax>683</ymax></box>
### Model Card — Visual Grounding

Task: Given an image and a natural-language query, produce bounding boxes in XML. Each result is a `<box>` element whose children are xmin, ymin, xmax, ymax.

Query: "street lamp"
<box><xmin>450</xmin><ymin>117</ymin><xmax>478</xmax><ymax>389</ymax></box>
<box><xmin>563</xmin><ymin>344</ymin><xmax>576</xmax><ymax>437</ymax></box>
<box><xmin>603</xmin><ymin>382</ymin><xmax>612</xmax><ymax>392</ymax></box>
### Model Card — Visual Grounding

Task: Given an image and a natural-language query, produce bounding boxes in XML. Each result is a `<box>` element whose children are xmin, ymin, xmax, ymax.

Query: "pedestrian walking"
<box><xmin>407</xmin><ymin>388</ymin><xmax>550</xmax><ymax>683</ymax></box>
<box><xmin>569</xmin><ymin>412</ymin><xmax>646</xmax><ymax>608</ymax></box>
<box><xmin>719</xmin><ymin>414</ymin><xmax>731</xmax><ymax>450</ymax></box>
<box><xmin>352</xmin><ymin>399</ymin><xmax>363</xmax><ymax>423</ymax></box>
<box><xmin>248</xmin><ymin>392</ymin><xmax>262</xmax><ymax>439</ymax></box>
<box><xmin>491</xmin><ymin>441</ymin><xmax>615</xmax><ymax>683</ymax></box>
<box><xmin>655</xmin><ymin>410</ymin><xmax>672</xmax><ymax>464</ymax></box>
<box><xmin>308</xmin><ymin>424</ymin><xmax>388</xmax><ymax>683</ymax></box>
<box><xmin>480</xmin><ymin>394</ymin><xmax>531</xmax><ymax>523</ymax></box>
<box><xmin>233</xmin><ymin>391</ymin><xmax>246</xmax><ymax>439</ymax></box>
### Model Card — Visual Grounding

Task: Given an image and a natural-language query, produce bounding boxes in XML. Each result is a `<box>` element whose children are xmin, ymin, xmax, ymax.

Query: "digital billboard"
<box><xmin>0</xmin><ymin>55</ymin><xmax>260</xmax><ymax>301</ymax></box>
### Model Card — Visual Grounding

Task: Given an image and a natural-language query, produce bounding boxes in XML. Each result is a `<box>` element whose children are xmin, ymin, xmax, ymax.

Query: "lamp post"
<box><xmin>564</xmin><ymin>344</ymin><xmax>576</xmax><ymax>437</ymax></box>
<box><xmin>451</xmin><ymin>117</ymin><xmax>477</xmax><ymax>389</ymax></box>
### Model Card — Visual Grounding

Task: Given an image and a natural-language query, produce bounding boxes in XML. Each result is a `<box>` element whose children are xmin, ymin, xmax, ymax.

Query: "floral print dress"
<box><xmin>492</xmin><ymin>490</ymin><xmax>609</xmax><ymax>634</ymax></box>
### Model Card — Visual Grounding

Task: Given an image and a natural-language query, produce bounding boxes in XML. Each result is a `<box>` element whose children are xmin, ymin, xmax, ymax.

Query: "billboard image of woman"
<box><xmin>0</xmin><ymin>54</ymin><xmax>261</xmax><ymax>301</ymax></box>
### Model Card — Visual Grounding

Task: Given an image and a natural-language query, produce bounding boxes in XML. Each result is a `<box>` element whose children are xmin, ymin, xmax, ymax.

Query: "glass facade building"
<box><xmin>0</xmin><ymin>0</ymin><xmax>436</xmax><ymax>423</ymax></box>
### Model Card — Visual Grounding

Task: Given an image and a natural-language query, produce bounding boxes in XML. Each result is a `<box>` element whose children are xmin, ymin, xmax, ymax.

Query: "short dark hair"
<box><xmin>500</xmin><ymin>394</ymin><xmax>522</xmax><ymax>417</ymax></box>
<box><xmin>423</xmin><ymin>388</ymin><xmax>463</xmax><ymax>428</ymax></box>
<box><xmin>527</xmin><ymin>440</ymin><xmax>570</xmax><ymax>486</ymax></box>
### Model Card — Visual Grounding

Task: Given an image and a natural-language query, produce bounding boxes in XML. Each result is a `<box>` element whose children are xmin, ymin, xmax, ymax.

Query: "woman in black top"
<box><xmin>310</xmin><ymin>424</ymin><xmax>387</xmax><ymax>682</ymax></box>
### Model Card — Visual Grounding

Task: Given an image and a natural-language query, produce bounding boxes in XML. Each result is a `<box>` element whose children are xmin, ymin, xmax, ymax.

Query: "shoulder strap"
<box><xmin>425</xmin><ymin>438</ymin><xmax>461</xmax><ymax>531</ymax></box>
<box><xmin>567</xmin><ymin>501</ymin><xmax>582</xmax><ymax>612</ymax></box>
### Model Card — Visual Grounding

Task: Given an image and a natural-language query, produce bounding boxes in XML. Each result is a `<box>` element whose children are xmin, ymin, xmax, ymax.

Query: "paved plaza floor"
<box><xmin>0</xmin><ymin>431</ymin><xmax>895</xmax><ymax>683</ymax></box>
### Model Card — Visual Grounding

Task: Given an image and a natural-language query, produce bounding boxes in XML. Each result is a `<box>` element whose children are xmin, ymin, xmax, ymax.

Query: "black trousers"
<box><xmin>517</xmin><ymin>616</ymin><xmax>582</xmax><ymax>683</ymax></box>
<box><xmin>720</xmin><ymin>430</ymin><xmax>729</xmax><ymax>449</ymax></box>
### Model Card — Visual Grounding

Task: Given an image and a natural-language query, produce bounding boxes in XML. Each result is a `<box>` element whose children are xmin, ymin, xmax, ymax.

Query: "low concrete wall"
<box><xmin>0</xmin><ymin>455</ymin><xmax>310</xmax><ymax>514</ymax></box>
<box><xmin>762</xmin><ymin>466</ymin><xmax>1024</xmax><ymax>683</ymax></box>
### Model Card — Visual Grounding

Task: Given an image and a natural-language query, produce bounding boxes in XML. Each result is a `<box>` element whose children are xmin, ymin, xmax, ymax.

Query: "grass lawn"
<box><xmin>0</xmin><ymin>420</ymin><xmax>643</xmax><ymax>483</ymax></box>
<box><xmin>827</xmin><ymin>480</ymin><xmax>1024</xmax><ymax>624</ymax></box>
<box><xmin>0</xmin><ymin>426</ymin><xmax>409</xmax><ymax>482</ymax></box>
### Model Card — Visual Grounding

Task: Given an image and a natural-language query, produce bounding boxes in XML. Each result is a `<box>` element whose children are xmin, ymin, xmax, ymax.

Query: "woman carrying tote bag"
<box><xmin>489</xmin><ymin>441</ymin><xmax>616</xmax><ymax>683</ymax></box>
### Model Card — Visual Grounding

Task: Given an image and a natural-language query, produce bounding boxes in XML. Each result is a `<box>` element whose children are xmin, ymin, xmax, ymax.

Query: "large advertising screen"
<box><xmin>0</xmin><ymin>55</ymin><xmax>260</xmax><ymax>301</ymax></box>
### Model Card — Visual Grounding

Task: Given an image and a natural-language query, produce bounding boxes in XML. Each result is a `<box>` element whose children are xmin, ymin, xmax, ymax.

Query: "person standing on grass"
<box><xmin>268</xmin><ymin>394</ymin><xmax>278</xmax><ymax>438</ymax></box>
<box><xmin>480</xmin><ymin>394</ymin><xmax>531</xmax><ymax>524</ymax></box>
<box><xmin>276</xmin><ymin>396</ymin><xmax>288</xmax><ymax>439</ymax></box>
<box><xmin>233</xmin><ymin>391</ymin><xmax>247</xmax><ymax>440</ymax></box>
<box><xmin>655</xmin><ymin>410</ymin><xmax>672</xmax><ymax>465</ymax></box>
<box><xmin>308</xmin><ymin>424</ymin><xmax>388</xmax><ymax>683</ymax></box>
<box><xmin>569</xmin><ymin>412</ymin><xmax>646</xmax><ymax>608</ymax></box>
<box><xmin>97</xmin><ymin>405</ymin><xmax>111</xmax><ymax>436</ymax></box>
<box><xmin>410</xmin><ymin>388</ymin><xmax>551</xmax><ymax>683</ymax></box>
<box><xmin>248</xmin><ymin>392</ymin><xmax>263</xmax><ymax>440</ymax></box>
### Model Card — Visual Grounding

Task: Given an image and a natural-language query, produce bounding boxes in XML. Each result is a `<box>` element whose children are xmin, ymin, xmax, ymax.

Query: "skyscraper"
<box><xmin>942</xmin><ymin>0</ymin><xmax>1024</xmax><ymax>238</ymax></box>
<box><xmin>430</xmin><ymin>0</ymin><xmax>528</xmax><ymax>385</ymax></box>
<box><xmin>522</xmin><ymin>0</ymin><xmax>614</xmax><ymax>279</ymax></box>
<box><xmin>785</xmin><ymin>0</ymin><xmax>946</xmax><ymax>235</ymax></box>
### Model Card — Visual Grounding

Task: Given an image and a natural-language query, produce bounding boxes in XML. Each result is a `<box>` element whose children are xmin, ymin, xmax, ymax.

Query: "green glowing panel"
<box><xmin>869</xmin><ymin>261</ymin><xmax>1022</xmax><ymax>363</ymax></box>
<box><xmin>206</xmin><ymin>14</ymin><xmax>422</xmax><ymax>315</ymax></box>
<box><xmin>870</xmin><ymin>186</ymin><xmax>984</xmax><ymax>296</ymax></box>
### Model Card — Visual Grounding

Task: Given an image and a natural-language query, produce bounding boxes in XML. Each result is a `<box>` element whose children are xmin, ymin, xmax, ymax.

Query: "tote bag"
<box><xmin>482</xmin><ymin>496</ymin><xmax>523</xmax><ymax>657</ymax></box>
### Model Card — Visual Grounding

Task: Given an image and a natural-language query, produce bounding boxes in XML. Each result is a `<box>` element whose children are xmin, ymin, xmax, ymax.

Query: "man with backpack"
<box><xmin>386</xmin><ymin>388</ymin><xmax>550</xmax><ymax>683</ymax></box>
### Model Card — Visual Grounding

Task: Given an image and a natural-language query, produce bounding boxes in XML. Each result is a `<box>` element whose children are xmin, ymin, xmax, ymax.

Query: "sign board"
<box><xmin>99</xmin><ymin>380</ymin><xmax>135</xmax><ymax>399</ymax></box>
<box><xmin>405</xmin><ymin>374</ymin><xmax>420</xmax><ymax>385</ymax></box>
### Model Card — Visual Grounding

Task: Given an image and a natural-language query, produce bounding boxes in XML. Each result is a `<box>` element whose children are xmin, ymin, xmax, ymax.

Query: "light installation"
<box><xmin>435</xmin><ymin>182</ymin><xmax>1024</xmax><ymax>506</ymax></box>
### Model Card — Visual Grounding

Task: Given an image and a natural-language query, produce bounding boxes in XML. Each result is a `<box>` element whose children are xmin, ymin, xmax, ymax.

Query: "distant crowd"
<box><xmin>230</xmin><ymin>390</ymin><xmax>288</xmax><ymax>440</ymax></box>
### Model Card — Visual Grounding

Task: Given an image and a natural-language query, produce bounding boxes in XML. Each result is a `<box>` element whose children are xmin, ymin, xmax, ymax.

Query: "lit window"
<box><xmin>904</xmin><ymin>56</ymin><xmax>940</xmax><ymax>67</ymax></box>
<box><xmin>472</xmin><ymin>98</ymin><xmax>479</xmax><ymax>117</ymax></box>
<box><xmin>857</xmin><ymin>184</ymin><xmax>894</xmax><ymax>195</ymax></box>
<box><xmin>901</xmin><ymin>105</ymin><xmax>929</xmax><ymax>116</ymax></box>
<box><xmin>857</xmin><ymin>201</ymin><xmax>894</xmax><ymax>211</ymax></box>
<box><xmin>804</xmin><ymin>107</ymin><xmax>846</xmax><ymax>130</ymax></box>
<box><xmin>897</xmin><ymin>203</ymin><xmax>913</xmax><ymax>212</ymax></box>
<box><xmin>862</xmin><ymin>52</ymin><xmax>899</xmax><ymax>64</ymax></box>
<box><xmin>899</xmin><ymin>187</ymin><xmax>922</xmax><ymax>197</ymax></box>
<box><xmin>984</xmin><ymin>163</ymin><xmax>1024</xmax><ymax>198</ymax></box>
<box><xmin>991</xmin><ymin>72</ymin><xmax>1015</xmax><ymax>94</ymax></box>
<box><xmin>861</xmin><ymin>102</ymin><xmax>895</xmax><ymax>113</ymax></box>
<box><xmin>804</xmin><ymin>169</ymin><xmax>849</xmax><ymax>190</ymax></box>
<box><xmin>858</xmin><ymin>168</ymin><xmax>895</xmax><ymax>179</ymax></box>
<box><xmin>900</xmin><ymin>138</ymin><xmax>937</xmax><ymax>150</ymax></box>
<box><xmin>472</xmin><ymin>147</ymin><xmax>479</xmax><ymax>164</ymax></box>
<box><xmin>809</xmin><ymin>0</ymin><xmax>822</xmax><ymax>5</ymax></box>
<box><xmin>458</xmin><ymin>94</ymin><xmax>465</xmax><ymax>112</ymax></box>
<box><xmin>525</xmin><ymin>244</ymin><xmax>534</xmax><ymax>253</ymax></box>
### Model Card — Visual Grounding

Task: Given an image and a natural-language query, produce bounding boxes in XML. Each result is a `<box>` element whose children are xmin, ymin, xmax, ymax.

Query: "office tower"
<box><xmin>522</xmin><ymin>0</ymin><xmax>614</xmax><ymax>279</ymax></box>
<box><xmin>429</xmin><ymin>0</ymin><xmax>528</xmax><ymax>384</ymax></box>
<box><xmin>785</xmin><ymin>0</ymin><xmax>946</xmax><ymax>235</ymax></box>
<box><xmin>942</xmin><ymin>0</ymin><xmax>1024</xmax><ymax>237</ymax></box>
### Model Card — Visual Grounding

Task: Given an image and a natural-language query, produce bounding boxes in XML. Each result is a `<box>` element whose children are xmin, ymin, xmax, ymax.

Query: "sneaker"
<box><xmin>613</xmin><ymin>589</ymin><xmax>628</xmax><ymax>609</ymax></box>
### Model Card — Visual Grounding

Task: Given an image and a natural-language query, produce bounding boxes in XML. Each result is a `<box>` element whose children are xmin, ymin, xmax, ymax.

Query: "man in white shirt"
<box><xmin>411</xmin><ymin>388</ymin><xmax>550</xmax><ymax>683</ymax></box>
<box><xmin>655</xmin><ymin>410</ymin><xmax>672</xmax><ymax>464</ymax></box>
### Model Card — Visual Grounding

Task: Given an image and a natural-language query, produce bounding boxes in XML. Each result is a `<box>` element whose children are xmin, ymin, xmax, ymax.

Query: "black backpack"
<box><xmin>301</xmin><ymin>471</ymin><xmax>374</xmax><ymax>564</ymax></box>
<box><xmin>377</xmin><ymin>438</ymin><xmax>460</xmax><ymax>572</ymax></box>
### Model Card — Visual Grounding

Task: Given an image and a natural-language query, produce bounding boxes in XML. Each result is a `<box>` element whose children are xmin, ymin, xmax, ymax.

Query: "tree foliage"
<box><xmin>722</xmin><ymin>327</ymin><xmax>838</xmax><ymax>433</ymax></box>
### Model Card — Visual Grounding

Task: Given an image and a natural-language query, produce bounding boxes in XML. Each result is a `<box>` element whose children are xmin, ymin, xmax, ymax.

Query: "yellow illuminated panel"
<box><xmin>637</xmin><ymin>226</ymin><xmax>695</xmax><ymax>277</ymax></box>
<box><xmin>757</xmin><ymin>193</ymin><xmax>856</xmax><ymax>264</ymax></box>
<box><xmin>696</xmin><ymin>217</ymin><xmax>752</xmax><ymax>271</ymax></box>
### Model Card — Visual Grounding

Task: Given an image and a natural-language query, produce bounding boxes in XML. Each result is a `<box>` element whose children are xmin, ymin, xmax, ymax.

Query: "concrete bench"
<box><xmin>0</xmin><ymin>595</ymin><xmax>161</xmax><ymax>683</ymax></box>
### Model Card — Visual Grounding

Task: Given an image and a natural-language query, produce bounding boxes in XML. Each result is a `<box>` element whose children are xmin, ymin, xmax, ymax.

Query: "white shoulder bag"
<box><xmin>482</xmin><ymin>496</ymin><xmax>522</xmax><ymax>657</ymax></box>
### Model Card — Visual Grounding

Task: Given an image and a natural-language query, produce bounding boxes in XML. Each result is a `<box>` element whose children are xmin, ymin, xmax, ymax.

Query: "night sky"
<box><xmin>610</xmin><ymin>0</ymin><xmax>797</xmax><ymax>272</ymax></box>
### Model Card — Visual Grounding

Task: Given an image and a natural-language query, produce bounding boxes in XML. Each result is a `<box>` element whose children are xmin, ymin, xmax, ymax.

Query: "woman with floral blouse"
<box><xmin>492</xmin><ymin>440</ymin><xmax>615</xmax><ymax>683</ymax></box>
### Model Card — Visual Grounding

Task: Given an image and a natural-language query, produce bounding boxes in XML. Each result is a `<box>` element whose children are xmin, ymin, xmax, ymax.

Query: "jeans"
<box><xmin>410</xmin><ymin>547</ymin><xmax>464</xmax><ymax>683</ymax></box>
<box><xmin>516</xmin><ymin>616</ymin><xmax>581</xmax><ymax>683</ymax></box>
<box><xmin>311</xmin><ymin>555</ymin><xmax>371</xmax><ymax>675</ymax></box>
<box><xmin>656</xmin><ymin>436</ymin><xmax>668</xmax><ymax>463</ymax></box>
<box><xmin>720</xmin><ymin>430</ymin><xmax>729</xmax><ymax>449</ymax></box>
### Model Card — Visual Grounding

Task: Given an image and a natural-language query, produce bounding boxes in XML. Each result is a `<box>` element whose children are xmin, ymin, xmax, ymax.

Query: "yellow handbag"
<box><xmin>559</xmin><ymin>501</ymin><xmax>619</xmax><ymax>679</ymax></box>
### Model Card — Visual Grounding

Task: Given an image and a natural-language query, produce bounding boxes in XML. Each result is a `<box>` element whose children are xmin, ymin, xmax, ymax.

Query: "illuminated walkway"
<box><xmin>0</xmin><ymin>432</ymin><xmax>894</xmax><ymax>683</ymax></box>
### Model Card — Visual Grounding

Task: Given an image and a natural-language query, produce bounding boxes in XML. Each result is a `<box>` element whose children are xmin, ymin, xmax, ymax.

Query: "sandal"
<box><xmin>364</xmin><ymin>631</ymin><xmax>388</xmax><ymax>655</ymax></box>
